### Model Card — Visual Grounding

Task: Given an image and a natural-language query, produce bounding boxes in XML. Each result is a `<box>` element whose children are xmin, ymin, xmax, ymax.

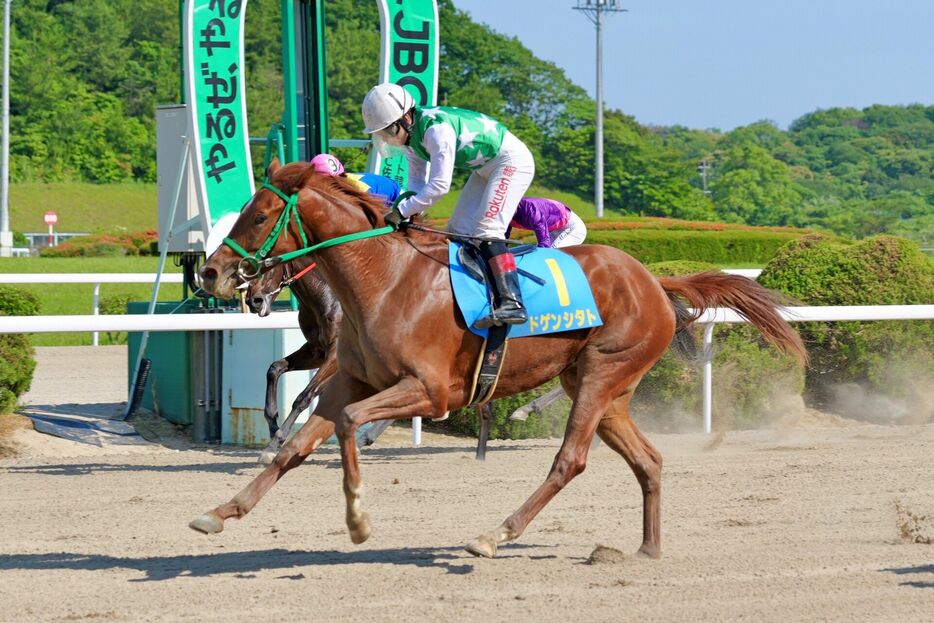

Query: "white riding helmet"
<box><xmin>362</xmin><ymin>83</ymin><xmax>414</xmax><ymax>134</ymax></box>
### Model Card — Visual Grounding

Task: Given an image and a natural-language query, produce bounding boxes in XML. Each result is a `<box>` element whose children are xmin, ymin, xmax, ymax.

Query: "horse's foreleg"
<box><xmin>190</xmin><ymin>374</ymin><xmax>354</xmax><ymax>536</ymax></box>
<box><xmin>336</xmin><ymin>377</ymin><xmax>436</xmax><ymax>545</ymax></box>
<box><xmin>596</xmin><ymin>396</ymin><xmax>662</xmax><ymax>558</ymax></box>
<box><xmin>189</xmin><ymin>414</ymin><xmax>335</xmax><ymax>534</ymax></box>
<box><xmin>263</xmin><ymin>342</ymin><xmax>319</xmax><ymax>435</ymax></box>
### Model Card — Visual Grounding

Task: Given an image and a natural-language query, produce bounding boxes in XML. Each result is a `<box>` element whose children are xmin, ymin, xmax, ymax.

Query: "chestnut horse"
<box><xmin>246</xmin><ymin>240</ymin><xmax>494</xmax><ymax>460</ymax></box>
<box><xmin>194</xmin><ymin>160</ymin><xmax>805</xmax><ymax>558</ymax></box>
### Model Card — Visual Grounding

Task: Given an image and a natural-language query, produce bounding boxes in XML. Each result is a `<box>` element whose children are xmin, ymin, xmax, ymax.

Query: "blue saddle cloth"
<box><xmin>449</xmin><ymin>242</ymin><xmax>603</xmax><ymax>339</ymax></box>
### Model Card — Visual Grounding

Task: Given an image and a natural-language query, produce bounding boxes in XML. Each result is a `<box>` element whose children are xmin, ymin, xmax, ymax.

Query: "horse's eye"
<box><xmin>254</xmin><ymin>214</ymin><xmax>268</xmax><ymax>225</ymax></box>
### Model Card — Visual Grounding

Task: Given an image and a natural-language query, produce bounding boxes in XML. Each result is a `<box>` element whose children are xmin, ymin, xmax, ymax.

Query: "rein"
<box><xmin>224</xmin><ymin>183</ymin><xmax>522</xmax><ymax>283</ymax></box>
<box><xmin>224</xmin><ymin>181</ymin><xmax>393</xmax><ymax>280</ymax></box>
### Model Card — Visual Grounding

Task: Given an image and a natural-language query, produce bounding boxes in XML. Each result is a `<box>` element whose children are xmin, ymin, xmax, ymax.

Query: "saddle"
<box><xmin>456</xmin><ymin>242</ymin><xmax>525</xmax><ymax>406</ymax></box>
<box><xmin>449</xmin><ymin>240</ymin><xmax>604</xmax><ymax>405</ymax></box>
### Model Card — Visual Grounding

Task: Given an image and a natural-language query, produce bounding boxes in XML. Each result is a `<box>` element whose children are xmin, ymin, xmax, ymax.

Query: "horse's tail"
<box><xmin>657</xmin><ymin>271</ymin><xmax>808</xmax><ymax>365</ymax></box>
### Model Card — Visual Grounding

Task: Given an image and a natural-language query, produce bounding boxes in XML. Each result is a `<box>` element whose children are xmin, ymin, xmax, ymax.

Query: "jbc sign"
<box><xmin>373</xmin><ymin>0</ymin><xmax>439</xmax><ymax>186</ymax></box>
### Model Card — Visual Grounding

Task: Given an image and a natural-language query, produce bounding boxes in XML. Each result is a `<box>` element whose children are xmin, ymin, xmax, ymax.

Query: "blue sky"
<box><xmin>451</xmin><ymin>0</ymin><xmax>934</xmax><ymax>131</ymax></box>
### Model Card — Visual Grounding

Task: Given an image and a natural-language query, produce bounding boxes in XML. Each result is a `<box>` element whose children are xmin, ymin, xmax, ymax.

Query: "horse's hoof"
<box><xmin>637</xmin><ymin>543</ymin><xmax>661</xmax><ymax>559</ymax></box>
<box><xmin>464</xmin><ymin>535</ymin><xmax>497</xmax><ymax>558</ymax></box>
<box><xmin>348</xmin><ymin>512</ymin><xmax>371</xmax><ymax>544</ymax></box>
<box><xmin>189</xmin><ymin>512</ymin><xmax>224</xmax><ymax>535</ymax></box>
<box><xmin>257</xmin><ymin>450</ymin><xmax>277</xmax><ymax>465</ymax></box>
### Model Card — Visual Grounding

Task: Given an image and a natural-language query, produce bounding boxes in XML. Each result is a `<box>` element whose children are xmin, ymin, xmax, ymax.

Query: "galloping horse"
<box><xmin>194</xmin><ymin>160</ymin><xmax>806</xmax><ymax>558</ymax></box>
<box><xmin>246</xmin><ymin>240</ymin><xmax>495</xmax><ymax>460</ymax></box>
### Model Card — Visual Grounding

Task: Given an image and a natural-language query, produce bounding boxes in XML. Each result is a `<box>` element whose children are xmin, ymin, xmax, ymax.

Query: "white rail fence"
<box><xmin>0</xmin><ymin>273</ymin><xmax>185</xmax><ymax>345</ymax></box>
<box><xmin>1</xmin><ymin>301</ymin><xmax>932</xmax><ymax>435</ymax></box>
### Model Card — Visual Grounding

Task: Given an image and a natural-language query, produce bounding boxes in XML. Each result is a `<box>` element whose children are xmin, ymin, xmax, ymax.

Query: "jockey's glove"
<box><xmin>384</xmin><ymin>207</ymin><xmax>406</xmax><ymax>230</ymax></box>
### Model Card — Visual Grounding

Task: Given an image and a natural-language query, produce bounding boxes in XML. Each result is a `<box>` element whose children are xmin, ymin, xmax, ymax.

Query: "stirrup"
<box><xmin>473</xmin><ymin>313</ymin><xmax>504</xmax><ymax>330</ymax></box>
<box><xmin>473</xmin><ymin>305</ymin><xmax>527</xmax><ymax>329</ymax></box>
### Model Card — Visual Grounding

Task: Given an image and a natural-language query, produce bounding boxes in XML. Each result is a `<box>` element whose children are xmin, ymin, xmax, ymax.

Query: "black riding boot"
<box><xmin>474</xmin><ymin>242</ymin><xmax>528</xmax><ymax>329</ymax></box>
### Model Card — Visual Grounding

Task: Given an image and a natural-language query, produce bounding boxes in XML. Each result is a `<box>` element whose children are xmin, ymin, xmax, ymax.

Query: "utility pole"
<box><xmin>0</xmin><ymin>0</ymin><xmax>11</xmax><ymax>257</ymax></box>
<box><xmin>697</xmin><ymin>159</ymin><xmax>711</xmax><ymax>196</ymax></box>
<box><xmin>573</xmin><ymin>0</ymin><xmax>626</xmax><ymax>219</ymax></box>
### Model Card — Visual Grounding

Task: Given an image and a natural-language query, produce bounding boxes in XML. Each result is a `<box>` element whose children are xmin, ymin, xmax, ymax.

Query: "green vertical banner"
<box><xmin>369</xmin><ymin>0</ymin><xmax>439</xmax><ymax>187</ymax></box>
<box><xmin>184</xmin><ymin>0</ymin><xmax>255</xmax><ymax>229</ymax></box>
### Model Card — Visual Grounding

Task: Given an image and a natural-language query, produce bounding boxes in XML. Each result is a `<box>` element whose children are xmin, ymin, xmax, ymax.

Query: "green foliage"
<box><xmin>5</xmin><ymin>2</ymin><xmax>932</xmax><ymax>241</ymax></box>
<box><xmin>631</xmin><ymin>261</ymin><xmax>804</xmax><ymax>432</ymax></box>
<box><xmin>98</xmin><ymin>294</ymin><xmax>132</xmax><ymax>345</ymax></box>
<box><xmin>0</xmin><ymin>285</ymin><xmax>40</xmax><ymax>316</ymax></box>
<box><xmin>0</xmin><ymin>286</ymin><xmax>39</xmax><ymax>413</ymax></box>
<box><xmin>11</xmin><ymin>182</ymin><xmax>157</xmax><ymax>235</ymax></box>
<box><xmin>759</xmin><ymin>235</ymin><xmax>934</xmax><ymax>420</ymax></box>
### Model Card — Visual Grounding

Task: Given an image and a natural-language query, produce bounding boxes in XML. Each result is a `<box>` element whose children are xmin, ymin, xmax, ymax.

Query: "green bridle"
<box><xmin>223</xmin><ymin>181</ymin><xmax>395</xmax><ymax>280</ymax></box>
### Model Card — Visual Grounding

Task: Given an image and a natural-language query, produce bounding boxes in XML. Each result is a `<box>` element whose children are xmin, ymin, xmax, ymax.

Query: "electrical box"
<box><xmin>221</xmin><ymin>324</ymin><xmax>317</xmax><ymax>446</ymax></box>
<box><xmin>156</xmin><ymin>104</ymin><xmax>205</xmax><ymax>253</ymax></box>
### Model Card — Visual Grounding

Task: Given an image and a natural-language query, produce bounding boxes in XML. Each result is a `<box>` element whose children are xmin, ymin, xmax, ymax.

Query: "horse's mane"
<box><xmin>273</xmin><ymin>161</ymin><xmax>387</xmax><ymax>228</ymax></box>
<box><xmin>273</xmin><ymin>161</ymin><xmax>449</xmax><ymax>257</ymax></box>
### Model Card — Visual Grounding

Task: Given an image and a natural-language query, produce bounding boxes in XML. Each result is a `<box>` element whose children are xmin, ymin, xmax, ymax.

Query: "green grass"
<box><xmin>11</xmin><ymin>182</ymin><xmax>157</xmax><ymax>234</ymax></box>
<box><xmin>0</xmin><ymin>257</ymin><xmax>183</xmax><ymax>346</ymax></box>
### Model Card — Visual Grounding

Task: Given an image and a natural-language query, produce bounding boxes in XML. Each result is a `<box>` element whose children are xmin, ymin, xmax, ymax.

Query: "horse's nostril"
<box><xmin>252</xmin><ymin>297</ymin><xmax>265</xmax><ymax>308</ymax></box>
<box><xmin>202</xmin><ymin>267</ymin><xmax>218</xmax><ymax>280</ymax></box>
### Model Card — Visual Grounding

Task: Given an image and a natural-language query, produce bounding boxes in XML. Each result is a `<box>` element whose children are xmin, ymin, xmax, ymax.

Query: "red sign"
<box><xmin>44</xmin><ymin>211</ymin><xmax>58</xmax><ymax>225</ymax></box>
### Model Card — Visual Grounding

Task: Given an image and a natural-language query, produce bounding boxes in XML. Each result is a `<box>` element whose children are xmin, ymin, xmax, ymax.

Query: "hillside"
<box><xmin>3</xmin><ymin>0</ymin><xmax>931</xmax><ymax>243</ymax></box>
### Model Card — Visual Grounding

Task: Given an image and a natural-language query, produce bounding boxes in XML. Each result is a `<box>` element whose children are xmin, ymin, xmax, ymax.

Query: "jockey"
<box><xmin>506</xmin><ymin>198</ymin><xmax>588</xmax><ymax>249</ymax></box>
<box><xmin>361</xmin><ymin>82</ymin><xmax>534</xmax><ymax>329</ymax></box>
<box><xmin>309</xmin><ymin>153</ymin><xmax>401</xmax><ymax>207</ymax></box>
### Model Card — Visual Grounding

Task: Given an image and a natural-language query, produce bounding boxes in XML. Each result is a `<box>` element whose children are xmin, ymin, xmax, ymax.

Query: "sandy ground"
<box><xmin>1</xmin><ymin>347</ymin><xmax>933</xmax><ymax>622</ymax></box>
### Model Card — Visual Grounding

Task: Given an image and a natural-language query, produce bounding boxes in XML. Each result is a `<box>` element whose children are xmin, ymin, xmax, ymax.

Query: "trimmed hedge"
<box><xmin>630</xmin><ymin>261</ymin><xmax>805</xmax><ymax>432</ymax></box>
<box><xmin>0</xmin><ymin>286</ymin><xmax>39</xmax><ymax>413</ymax></box>
<box><xmin>759</xmin><ymin>235</ymin><xmax>934</xmax><ymax>422</ymax></box>
<box><xmin>40</xmin><ymin>229</ymin><xmax>158</xmax><ymax>257</ymax></box>
<box><xmin>585</xmin><ymin>229</ymin><xmax>807</xmax><ymax>265</ymax></box>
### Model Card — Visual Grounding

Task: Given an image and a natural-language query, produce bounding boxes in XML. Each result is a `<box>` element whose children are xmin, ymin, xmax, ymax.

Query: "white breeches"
<box><xmin>447</xmin><ymin>132</ymin><xmax>535</xmax><ymax>239</ymax></box>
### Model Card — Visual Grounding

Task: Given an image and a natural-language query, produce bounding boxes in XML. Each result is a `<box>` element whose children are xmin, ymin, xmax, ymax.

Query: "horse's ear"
<box><xmin>297</xmin><ymin>162</ymin><xmax>319</xmax><ymax>189</ymax></box>
<box><xmin>266</xmin><ymin>157</ymin><xmax>281</xmax><ymax>179</ymax></box>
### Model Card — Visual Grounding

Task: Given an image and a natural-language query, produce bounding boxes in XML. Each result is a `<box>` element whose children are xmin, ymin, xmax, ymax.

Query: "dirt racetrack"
<box><xmin>2</xmin><ymin>348</ymin><xmax>933</xmax><ymax>621</ymax></box>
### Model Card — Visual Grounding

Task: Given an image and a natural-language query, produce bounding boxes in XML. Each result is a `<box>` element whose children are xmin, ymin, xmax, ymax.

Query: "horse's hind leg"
<box><xmin>465</xmin><ymin>367</ymin><xmax>622</xmax><ymax>557</ymax></box>
<box><xmin>596</xmin><ymin>396</ymin><xmax>663</xmax><ymax>558</ymax></box>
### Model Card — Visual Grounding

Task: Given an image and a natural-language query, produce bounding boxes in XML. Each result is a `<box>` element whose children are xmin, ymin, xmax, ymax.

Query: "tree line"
<box><xmin>7</xmin><ymin>0</ymin><xmax>932</xmax><ymax>243</ymax></box>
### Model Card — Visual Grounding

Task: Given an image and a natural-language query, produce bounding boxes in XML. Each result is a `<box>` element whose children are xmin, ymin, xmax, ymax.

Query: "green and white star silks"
<box><xmin>409</xmin><ymin>107</ymin><xmax>507</xmax><ymax>170</ymax></box>
<box><xmin>398</xmin><ymin>105</ymin><xmax>535</xmax><ymax>239</ymax></box>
